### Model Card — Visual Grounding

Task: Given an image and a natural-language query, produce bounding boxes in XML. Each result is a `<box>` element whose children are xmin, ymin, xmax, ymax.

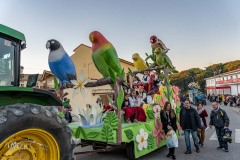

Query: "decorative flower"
<box><xmin>136</xmin><ymin>128</ymin><xmax>148</xmax><ymax>151</ymax></box>
<box><xmin>159</xmin><ymin>86</ymin><xmax>165</xmax><ymax>95</ymax></box>
<box><xmin>172</xmin><ymin>93</ymin><xmax>180</xmax><ymax>104</ymax></box>
<box><xmin>159</xmin><ymin>94</ymin><xmax>167</xmax><ymax>108</ymax></box>
<box><xmin>76</xmin><ymin>101</ymin><xmax>107</xmax><ymax>127</ymax></box>
<box><xmin>71</xmin><ymin>71</ymin><xmax>91</xmax><ymax>97</ymax></box>
<box><xmin>153</xmin><ymin>105</ymin><xmax>161</xmax><ymax>119</ymax></box>
<box><xmin>152</xmin><ymin>118</ymin><xmax>165</xmax><ymax>146</ymax></box>
<box><xmin>172</xmin><ymin>86</ymin><xmax>180</xmax><ymax>94</ymax></box>
<box><xmin>171</xmin><ymin>99</ymin><xmax>176</xmax><ymax>110</ymax></box>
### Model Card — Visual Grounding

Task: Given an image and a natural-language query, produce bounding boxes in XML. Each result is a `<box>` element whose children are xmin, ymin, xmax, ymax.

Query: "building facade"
<box><xmin>66</xmin><ymin>44</ymin><xmax>136</xmax><ymax>115</ymax></box>
<box><xmin>20</xmin><ymin>70</ymin><xmax>55</xmax><ymax>90</ymax></box>
<box><xmin>205</xmin><ymin>69</ymin><xmax>240</xmax><ymax>95</ymax></box>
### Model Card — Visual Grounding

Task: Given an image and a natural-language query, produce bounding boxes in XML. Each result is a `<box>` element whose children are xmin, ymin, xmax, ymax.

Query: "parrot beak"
<box><xmin>150</xmin><ymin>39</ymin><xmax>153</xmax><ymax>43</ymax></box>
<box><xmin>46</xmin><ymin>42</ymin><xmax>50</xmax><ymax>49</ymax></box>
<box><xmin>89</xmin><ymin>34</ymin><xmax>95</xmax><ymax>43</ymax></box>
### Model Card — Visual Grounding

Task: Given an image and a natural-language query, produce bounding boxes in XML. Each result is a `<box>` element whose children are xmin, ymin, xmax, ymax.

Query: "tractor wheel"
<box><xmin>0</xmin><ymin>104</ymin><xmax>75</xmax><ymax>160</ymax></box>
<box><xmin>126</xmin><ymin>142</ymin><xmax>137</xmax><ymax>160</ymax></box>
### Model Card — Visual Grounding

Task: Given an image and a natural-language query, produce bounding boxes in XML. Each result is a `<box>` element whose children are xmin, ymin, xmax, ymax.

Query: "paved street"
<box><xmin>74</xmin><ymin>102</ymin><xmax>240</xmax><ymax>160</ymax></box>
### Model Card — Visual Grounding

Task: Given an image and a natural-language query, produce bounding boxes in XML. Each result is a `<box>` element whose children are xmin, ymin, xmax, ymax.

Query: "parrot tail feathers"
<box><xmin>67</xmin><ymin>73</ymin><xmax>77</xmax><ymax>81</ymax></box>
<box><xmin>108</xmin><ymin>66</ymin><xmax>117</xmax><ymax>83</ymax></box>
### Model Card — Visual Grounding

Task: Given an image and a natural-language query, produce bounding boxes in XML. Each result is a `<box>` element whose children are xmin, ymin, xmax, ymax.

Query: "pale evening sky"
<box><xmin>1</xmin><ymin>0</ymin><xmax>240</xmax><ymax>74</ymax></box>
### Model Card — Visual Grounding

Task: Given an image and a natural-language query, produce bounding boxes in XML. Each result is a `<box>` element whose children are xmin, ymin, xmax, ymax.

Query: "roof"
<box><xmin>73</xmin><ymin>43</ymin><xmax>134</xmax><ymax>66</ymax></box>
<box><xmin>205</xmin><ymin>68</ymin><xmax>240</xmax><ymax>80</ymax></box>
<box><xmin>41</xmin><ymin>70</ymin><xmax>54</xmax><ymax>80</ymax></box>
<box><xmin>0</xmin><ymin>24</ymin><xmax>26</xmax><ymax>42</ymax></box>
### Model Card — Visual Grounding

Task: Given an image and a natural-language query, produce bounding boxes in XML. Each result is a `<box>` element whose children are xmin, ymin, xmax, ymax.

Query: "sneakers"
<box><xmin>196</xmin><ymin>149</ymin><xmax>200</xmax><ymax>153</ymax></box>
<box><xmin>185</xmin><ymin>151</ymin><xmax>192</xmax><ymax>154</ymax></box>
<box><xmin>166</xmin><ymin>153</ymin><xmax>171</xmax><ymax>157</ymax></box>
<box><xmin>224</xmin><ymin>149</ymin><xmax>229</xmax><ymax>152</ymax></box>
<box><xmin>217</xmin><ymin>146</ymin><xmax>223</xmax><ymax>149</ymax></box>
<box><xmin>171</xmin><ymin>155</ymin><xmax>176</xmax><ymax>159</ymax></box>
<box><xmin>200</xmin><ymin>144</ymin><xmax>205</xmax><ymax>148</ymax></box>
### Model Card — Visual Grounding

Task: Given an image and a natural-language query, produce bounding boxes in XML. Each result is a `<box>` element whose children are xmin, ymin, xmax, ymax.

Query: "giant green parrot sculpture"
<box><xmin>89</xmin><ymin>31</ymin><xmax>124</xmax><ymax>109</ymax></box>
<box><xmin>154</xmin><ymin>47</ymin><xmax>177</xmax><ymax>73</ymax></box>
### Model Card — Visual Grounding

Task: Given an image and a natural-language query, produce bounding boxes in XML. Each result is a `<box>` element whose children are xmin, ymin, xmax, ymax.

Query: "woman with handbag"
<box><xmin>197</xmin><ymin>103</ymin><xmax>208</xmax><ymax>147</ymax></box>
<box><xmin>160</xmin><ymin>101</ymin><xmax>177</xmax><ymax>159</ymax></box>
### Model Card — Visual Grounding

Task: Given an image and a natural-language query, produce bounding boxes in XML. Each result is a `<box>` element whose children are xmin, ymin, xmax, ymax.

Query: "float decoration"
<box><xmin>75</xmin><ymin>126</ymin><xmax>87</xmax><ymax>139</ymax></box>
<box><xmin>76</xmin><ymin>101</ymin><xmax>107</xmax><ymax>127</ymax></box>
<box><xmin>71</xmin><ymin>71</ymin><xmax>90</xmax><ymax>97</ymax></box>
<box><xmin>152</xmin><ymin>118</ymin><xmax>165</xmax><ymax>146</ymax></box>
<box><xmin>87</xmin><ymin>132</ymin><xmax>100</xmax><ymax>138</ymax></box>
<box><xmin>124</xmin><ymin>129</ymin><xmax>134</xmax><ymax>140</ymax></box>
<box><xmin>46</xmin><ymin>39</ymin><xmax>77</xmax><ymax>88</ymax></box>
<box><xmin>153</xmin><ymin>105</ymin><xmax>161</xmax><ymax>118</ymax></box>
<box><xmin>147</xmin><ymin>134</ymin><xmax>154</xmax><ymax>149</ymax></box>
<box><xmin>136</xmin><ymin>128</ymin><xmax>148</xmax><ymax>151</ymax></box>
<box><xmin>144</xmin><ymin>124</ymin><xmax>152</xmax><ymax>132</ymax></box>
<box><xmin>103</xmin><ymin>111</ymin><xmax>118</xmax><ymax>130</ymax></box>
<box><xmin>101</xmin><ymin>124</ymin><xmax>114</xmax><ymax>142</ymax></box>
<box><xmin>132</xmin><ymin>53</ymin><xmax>148</xmax><ymax>71</ymax></box>
<box><xmin>147</xmin><ymin>109</ymin><xmax>155</xmax><ymax>119</ymax></box>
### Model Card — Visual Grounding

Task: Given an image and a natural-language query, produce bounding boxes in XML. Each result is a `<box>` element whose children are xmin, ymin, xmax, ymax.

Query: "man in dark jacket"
<box><xmin>209</xmin><ymin>102</ymin><xmax>230</xmax><ymax>152</ymax></box>
<box><xmin>180</xmin><ymin>99</ymin><xmax>201</xmax><ymax>154</ymax></box>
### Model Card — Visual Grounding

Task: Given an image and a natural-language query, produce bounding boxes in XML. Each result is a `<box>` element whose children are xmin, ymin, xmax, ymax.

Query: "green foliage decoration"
<box><xmin>103</xmin><ymin>111</ymin><xmax>118</xmax><ymax>130</ymax></box>
<box><xmin>147</xmin><ymin>134</ymin><xmax>154</xmax><ymax>149</ymax></box>
<box><xmin>101</xmin><ymin>124</ymin><xmax>114</xmax><ymax>142</ymax></box>
<box><xmin>124</xmin><ymin>129</ymin><xmax>134</xmax><ymax>140</ymax></box>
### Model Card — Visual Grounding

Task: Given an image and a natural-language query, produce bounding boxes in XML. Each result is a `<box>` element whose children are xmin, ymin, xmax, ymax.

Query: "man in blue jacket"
<box><xmin>209</xmin><ymin>102</ymin><xmax>230</xmax><ymax>152</ymax></box>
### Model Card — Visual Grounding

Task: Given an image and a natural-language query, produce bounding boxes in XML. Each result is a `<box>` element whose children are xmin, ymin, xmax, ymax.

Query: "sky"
<box><xmin>1</xmin><ymin>0</ymin><xmax>240</xmax><ymax>74</ymax></box>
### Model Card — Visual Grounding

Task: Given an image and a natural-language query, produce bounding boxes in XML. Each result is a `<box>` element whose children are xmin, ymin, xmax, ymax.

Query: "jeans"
<box><xmin>215</xmin><ymin>127</ymin><xmax>228</xmax><ymax>149</ymax></box>
<box><xmin>184</xmin><ymin>130</ymin><xmax>200</xmax><ymax>151</ymax></box>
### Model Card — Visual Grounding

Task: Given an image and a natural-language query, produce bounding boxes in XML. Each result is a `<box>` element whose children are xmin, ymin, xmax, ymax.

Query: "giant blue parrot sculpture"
<box><xmin>46</xmin><ymin>39</ymin><xmax>76</xmax><ymax>88</ymax></box>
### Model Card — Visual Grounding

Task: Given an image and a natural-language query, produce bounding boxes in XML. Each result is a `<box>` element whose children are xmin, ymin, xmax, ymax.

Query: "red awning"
<box><xmin>206</xmin><ymin>86</ymin><xmax>231</xmax><ymax>90</ymax></box>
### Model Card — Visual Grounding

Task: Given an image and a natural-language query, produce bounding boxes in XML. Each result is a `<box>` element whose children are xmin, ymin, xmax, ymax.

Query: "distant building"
<box><xmin>65</xmin><ymin>44</ymin><xmax>136</xmax><ymax>115</ymax></box>
<box><xmin>20</xmin><ymin>70</ymin><xmax>55</xmax><ymax>90</ymax></box>
<box><xmin>205</xmin><ymin>69</ymin><xmax>240</xmax><ymax>95</ymax></box>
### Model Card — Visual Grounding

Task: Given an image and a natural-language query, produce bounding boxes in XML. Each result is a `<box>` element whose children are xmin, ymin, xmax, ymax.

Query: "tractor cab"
<box><xmin>0</xmin><ymin>24</ymin><xmax>26</xmax><ymax>87</ymax></box>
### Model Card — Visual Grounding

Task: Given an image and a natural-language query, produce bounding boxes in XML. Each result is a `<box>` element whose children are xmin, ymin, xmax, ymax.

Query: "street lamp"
<box><xmin>205</xmin><ymin>67</ymin><xmax>221</xmax><ymax>95</ymax></box>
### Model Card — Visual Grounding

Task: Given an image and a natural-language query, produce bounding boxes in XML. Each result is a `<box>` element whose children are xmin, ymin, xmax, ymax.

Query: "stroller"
<box><xmin>222</xmin><ymin>128</ymin><xmax>232</xmax><ymax>143</ymax></box>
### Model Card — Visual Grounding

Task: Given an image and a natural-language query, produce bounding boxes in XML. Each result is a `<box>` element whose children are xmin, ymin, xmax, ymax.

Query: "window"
<box><xmin>0</xmin><ymin>37</ymin><xmax>15</xmax><ymax>86</ymax></box>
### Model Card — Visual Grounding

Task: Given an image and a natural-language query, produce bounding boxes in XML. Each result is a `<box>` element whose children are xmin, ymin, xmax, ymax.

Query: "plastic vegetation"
<box><xmin>136</xmin><ymin>128</ymin><xmax>148</xmax><ymax>151</ymax></box>
<box><xmin>124</xmin><ymin>129</ymin><xmax>134</xmax><ymax>140</ymax></box>
<box><xmin>152</xmin><ymin>119</ymin><xmax>165</xmax><ymax>146</ymax></box>
<box><xmin>76</xmin><ymin>102</ymin><xmax>107</xmax><ymax>127</ymax></box>
<box><xmin>71</xmin><ymin>71</ymin><xmax>90</xmax><ymax>97</ymax></box>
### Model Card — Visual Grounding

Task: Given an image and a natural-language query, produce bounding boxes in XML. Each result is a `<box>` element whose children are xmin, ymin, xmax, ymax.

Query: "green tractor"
<box><xmin>0</xmin><ymin>24</ymin><xmax>75</xmax><ymax>160</ymax></box>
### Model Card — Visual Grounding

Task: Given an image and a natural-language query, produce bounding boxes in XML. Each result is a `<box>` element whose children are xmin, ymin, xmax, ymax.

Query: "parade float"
<box><xmin>0</xmin><ymin>23</ymin><xmax>181</xmax><ymax>160</ymax></box>
<box><xmin>67</xmin><ymin>32</ymin><xmax>181</xmax><ymax>159</ymax></box>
